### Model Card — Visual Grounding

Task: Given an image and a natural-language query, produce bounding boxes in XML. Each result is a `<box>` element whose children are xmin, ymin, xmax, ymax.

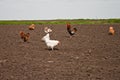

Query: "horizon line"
<box><xmin>0</xmin><ymin>18</ymin><xmax>120</xmax><ymax>21</ymax></box>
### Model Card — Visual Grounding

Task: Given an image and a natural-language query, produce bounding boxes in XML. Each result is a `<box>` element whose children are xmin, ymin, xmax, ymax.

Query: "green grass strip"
<box><xmin>0</xmin><ymin>19</ymin><xmax>120</xmax><ymax>25</ymax></box>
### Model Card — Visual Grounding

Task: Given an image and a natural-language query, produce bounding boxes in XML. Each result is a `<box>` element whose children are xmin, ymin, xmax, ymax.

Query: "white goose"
<box><xmin>44</xmin><ymin>33</ymin><xmax>60</xmax><ymax>50</ymax></box>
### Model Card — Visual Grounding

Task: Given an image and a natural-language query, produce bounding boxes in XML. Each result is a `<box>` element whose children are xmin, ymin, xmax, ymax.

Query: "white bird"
<box><xmin>41</xmin><ymin>33</ymin><xmax>50</xmax><ymax>41</ymax></box>
<box><xmin>44</xmin><ymin>27</ymin><xmax>52</xmax><ymax>33</ymax></box>
<box><xmin>44</xmin><ymin>33</ymin><xmax>60</xmax><ymax>50</ymax></box>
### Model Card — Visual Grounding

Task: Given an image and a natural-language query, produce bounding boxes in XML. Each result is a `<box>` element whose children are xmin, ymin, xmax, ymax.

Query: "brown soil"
<box><xmin>0</xmin><ymin>24</ymin><xmax>120</xmax><ymax>80</ymax></box>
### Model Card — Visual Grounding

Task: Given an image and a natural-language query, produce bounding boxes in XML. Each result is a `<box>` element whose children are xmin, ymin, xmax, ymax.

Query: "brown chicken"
<box><xmin>66</xmin><ymin>23</ymin><xmax>77</xmax><ymax>37</ymax></box>
<box><xmin>19</xmin><ymin>31</ymin><xmax>30</xmax><ymax>42</ymax></box>
<box><xmin>109</xmin><ymin>26</ymin><xmax>115</xmax><ymax>35</ymax></box>
<box><xmin>29</xmin><ymin>24</ymin><xmax>35</xmax><ymax>30</ymax></box>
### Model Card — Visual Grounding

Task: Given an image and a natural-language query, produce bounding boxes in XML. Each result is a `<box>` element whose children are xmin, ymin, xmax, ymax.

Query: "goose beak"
<box><xmin>58</xmin><ymin>41</ymin><xmax>60</xmax><ymax>45</ymax></box>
